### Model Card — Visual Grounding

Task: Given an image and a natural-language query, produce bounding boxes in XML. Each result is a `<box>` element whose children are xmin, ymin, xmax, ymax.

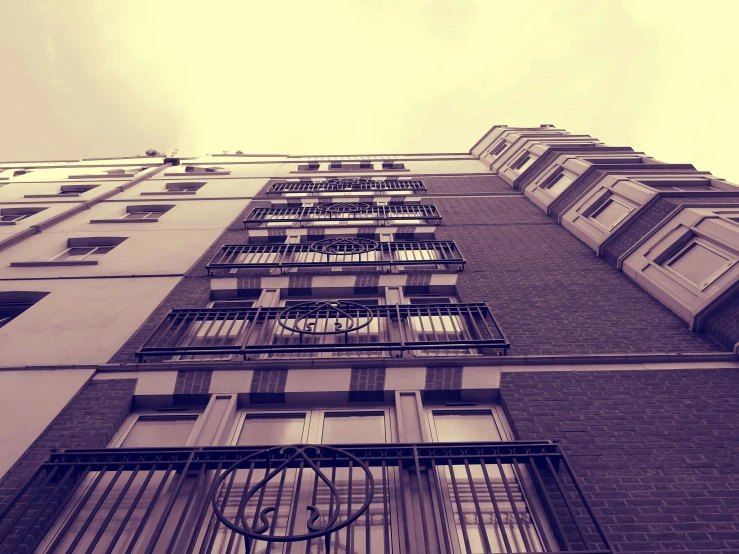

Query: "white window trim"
<box><xmin>50</xmin><ymin>245</ymin><xmax>112</xmax><ymax>261</ymax></box>
<box><xmin>587</xmin><ymin>195</ymin><xmax>634</xmax><ymax>232</ymax></box>
<box><xmin>662</xmin><ymin>238</ymin><xmax>737</xmax><ymax>291</ymax></box>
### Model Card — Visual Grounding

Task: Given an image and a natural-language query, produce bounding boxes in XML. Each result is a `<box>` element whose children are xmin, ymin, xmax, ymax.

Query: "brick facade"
<box><xmin>433</xmin><ymin>195</ymin><xmax>723</xmax><ymax>355</ymax></box>
<box><xmin>501</xmin><ymin>369</ymin><xmax>739</xmax><ymax>553</ymax></box>
<box><xmin>0</xmin><ymin>379</ymin><xmax>136</xmax><ymax>554</ymax></box>
<box><xmin>703</xmin><ymin>290</ymin><xmax>739</xmax><ymax>352</ymax></box>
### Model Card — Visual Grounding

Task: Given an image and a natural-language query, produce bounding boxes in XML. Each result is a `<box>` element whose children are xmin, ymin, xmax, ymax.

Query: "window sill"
<box><xmin>90</xmin><ymin>218</ymin><xmax>159</xmax><ymax>224</ymax></box>
<box><xmin>140</xmin><ymin>191</ymin><xmax>196</xmax><ymax>196</ymax></box>
<box><xmin>24</xmin><ymin>194</ymin><xmax>81</xmax><ymax>198</ymax></box>
<box><xmin>10</xmin><ymin>260</ymin><xmax>99</xmax><ymax>267</ymax></box>
<box><xmin>0</xmin><ymin>221</ymin><xmax>18</xmax><ymax>226</ymax></box>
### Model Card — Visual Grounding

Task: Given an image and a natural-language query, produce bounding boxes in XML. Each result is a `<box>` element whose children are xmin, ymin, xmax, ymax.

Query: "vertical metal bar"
<box><xmin>104</xmin><ymin>466</ymin><xmax>157</xmax><ymax>554</ymax></box>
<box><xmin>201</xmin><ymin>462</ymin><xmax>240</xmax><ymax>554</ymax></box>
<box><xmin>46</xmin><ymin>465</ymin><xmax>106</xmax><ymax>554</ymax></box>
<box><xmin>559</xmin><ymin>450</ymin><xmax>612</xmax><ymax>550</ymax></box>
<box><xmin>495</xmin><ymin>459</ymin><xmax>532</xmax><ymax>553</ymax></box>
<box><xmin>464</xmin><ymin>460</ymin><xmax>493</xmax><ymax>554</ymax></box>
<box><xmin>413</xmin><ymin>447</ymin><xmax>432</xmax><ymax>554</ymax></box>
<box><xmin>545</xmin><ymin>457</ymin><xmax>588</xmax><ymax>547</ymax></box>
<box><xmin>142</xmin><ymin>453</ymin><xmax>196</xmax><ymax>554</ymax></box>
<box><xmin>396</xmin><ymin>459</ymin><xmax>412</xmax><ymax>554</ymax></box>
<box><xmin>165</xmin><ymin>464</ymin><xmax>207</xmax><ymax>554</ymax></box>
<box><xmin>264</xmin><ymin>464</ymin><xmax>289</xmax><ymax>554</ymax></box>
<box><xmin>365</xmin><ymin>467</ymin><xmax>371</xmax><ymax>554</ymax></box>
<box><xmin>304</xmin><ymin>459</ymin><xmax>322</xmax><ymax>554</ymax></box>
<box><xmin>429</xmin><ymin>459</ymin><xmax>454</xmax><ymax>554</ymax></box>
<box><xmin>0</xmin><ymin>465</ymin><xmax>64</xmax><ymax>546</ymax></box>
<box><xmin>345</xmin><ymin>461</ymin><xmax>353</xmax><ymax>554</ymax></box>
<box><xmin>381</xmin><ymin>461</ymin><xmax>390</xmax><ymax>554</ymax></box>
<box><xmin>84</xmin><ymin>466</ymin><xmax>140</xmax><ymax>554</ymax></box>
<box><xmin>447</xmin><ymin>459</ymin><xmax>473</xmax><ymax>554</ymax></box>
<box><xmin>478</xmin><ymin>461</ymin><xmax>513</xmax><ymax>554</ymax></box>
<box><xmin>511</xmin><ymin>459</ymin><xmax>551</xmax><ymax>552</ymax></box>
<box><xmin>284</xmin><ymin>459</ymin><xmax>305</xmax><ymax>554</ymax></box>
<box><xmin>526</xmin><ymin>457</ymin><xmax>570</xmax><ymax>552</ymax></box>
<box><xmin>183</xmin><ymin>462</ymin><xmax>222</xmax><ymax>554</ymax></box>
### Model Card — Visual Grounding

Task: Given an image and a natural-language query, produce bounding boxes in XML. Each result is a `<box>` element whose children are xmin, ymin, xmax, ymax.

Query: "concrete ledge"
<box><xmin>10</xmin><ymin>260</ymin><xmax>98</xmax><ymax>267</ymax></box>
<box><xmin>89</xmin><ymin>219</ymin><xmax>159</xmax><ymax>224</ymax></box>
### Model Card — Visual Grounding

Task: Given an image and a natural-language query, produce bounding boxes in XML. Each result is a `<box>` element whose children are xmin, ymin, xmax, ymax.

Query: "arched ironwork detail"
<box><xmin>210</xmin><ymin>445</ymin><xmax>374</xmax><ymax>551</ymax></box>
<box><xmin>277</xmin><ymin>301</ymin><xmax>374</xmax><ymax>335</ymax></box>
<box><xmin>316</xmin><ymin>202</ymin><xmax>370</xmax><ymax>214</ymax></box>
<box><xmin>309</xmin><ymin>237</ymin><xmax>380</xmax><ymax>255</ymax></box>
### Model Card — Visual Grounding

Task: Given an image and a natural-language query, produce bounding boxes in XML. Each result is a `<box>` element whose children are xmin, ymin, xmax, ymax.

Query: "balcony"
<box><xmin>206</xmin><ymin>240</ymin><xmax>465</xmax><ymax>275</ymax></box>
<box><xmin>0</xmin><ymin>442</ymin><xmax>612</xmax><ymax>554</ymax></box>
<box><xmin>267</xmin><ymin>178</ymin><xmax>426</xmax><ymax>195</ymax></box>
<box><xmin>135</xmin><ymin>302</ymin><xmax>509</xmax><ymax>361</ymax></box>
<box><xmin>243</xmin><ymin>203</ymin><xmax>442</xmax><ymax>228</ymax></box>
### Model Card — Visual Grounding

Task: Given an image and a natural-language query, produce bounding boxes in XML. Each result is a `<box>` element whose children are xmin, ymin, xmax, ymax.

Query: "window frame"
<box><xmin>663</xmin><ymin>237</ymin><xmax>737</xmax><ymax>291</ymax></box>
<box><xmin>586</xmin><ymin>195</ymin><xmax>634</xmax><ymax>231</ymax></box>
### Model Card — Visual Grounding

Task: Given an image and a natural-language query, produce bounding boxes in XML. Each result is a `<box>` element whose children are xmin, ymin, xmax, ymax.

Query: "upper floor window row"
<box><xmin>267</xmin><ymin>177</ymin><xmax>425</xmax><ymax>196</ymax></box>
<box><xmin>24</xmin><ymin>184</ymin><xmax>99</xmax><ymax>199</ymax></box>
<box><xmin>298</xmin><ymin>160</ymin><xmax>406</xmax><ymax>171</ymax></box>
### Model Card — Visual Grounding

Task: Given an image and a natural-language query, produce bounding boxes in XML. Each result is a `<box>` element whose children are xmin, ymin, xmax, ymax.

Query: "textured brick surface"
<box><xmin>501</xmin><ymin>369</ymin><xmax>739</xmax><ymax>554</ymax></box>
<box><xmin>251</xmin><ymin>369</ymin><xmax>288</xmax><ymax>394</ymax></box>
<box><xmin>549</xmin><ymin>168</ymin><xmax>604</xmax><ymax>220</ymax></box>
<box><xmin>421</xmin><ymin>174</ymin><xmax>513</xmax><ymax>194</ymax></box>
<box><xmin>434</xmin><ymin>196</ymin><xmax>723</xmax><ymax>355</ymax></box>
<box><xmin>425</xmin><ymin>366</ymin><xmax>463</xmax><ymax>389</ymax></box>
<box><xmin>704</xmin><ymin>289</ymin><xmax>739</xmax><ymax>351</ymax></box>
<box><xmin>174</xmin><ymin>370</ymin><xmax>212</xmax><ymax>395</ymax></box>
<box><xmin>0</xmin><ymin>379</ymin><xmax>136</xmax><ymax>553</ymax></box>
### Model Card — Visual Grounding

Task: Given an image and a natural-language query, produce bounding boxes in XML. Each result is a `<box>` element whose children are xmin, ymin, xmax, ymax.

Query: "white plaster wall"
<box><xmin>0</xmin><ymin>369</ymin><xmax>95</xmax><ymax>480</ymax></box>
<box><xmin>0</xmin><ymin>180</ymin><xmax>124</xmax><ymax>203</ymax></box>
<box><xmin>121</xmin><ymin>177</ymin><xmax>268</xmax><ymax>200</ymax></box>
<box><xmin>0</xmin><ymin>277</ymin><xmax>180</xmax><ymax>365</ymax></box>
<box><xmin>0</xmin><ymin>199</ymin><xmax>252</xmax><ymax>278</ymax></box>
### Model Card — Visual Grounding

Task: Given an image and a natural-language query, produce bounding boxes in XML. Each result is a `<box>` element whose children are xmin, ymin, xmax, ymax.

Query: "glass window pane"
<box><xmin>669</xmin><ymin>242</ymin><xmax>729</xmax><ymax>285</ymax></box>
<box><xmin>321</xmin><ymin>414</ymin><xmax>386</xmax><ymax>444</ymax></box>
<box><xmin>433</xmin><ymin>412</ymin><xmax>503</xmax><ymax>442</ymax></box>
<box><xmin>121</xmin><ymin>417</ymin><xmax>197</xmax><ymax>447</ymax></box>
<box><xmin>237</xmin><ymin>415</ymin><xmax>306</xmax><ymax>445</ymax></box>
<box><xmin>591</xmin><ymin>199</ymin><xmax>629</xmax><ymax>229</ymax></box>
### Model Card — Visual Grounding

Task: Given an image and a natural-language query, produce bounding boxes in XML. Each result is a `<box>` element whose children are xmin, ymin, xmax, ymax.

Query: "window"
<box><xmin>0</xmin><ymin>207</ymin><xmax>46</xmax><ymax>224</ymax></box>
<box><xmin>510</xmin><ymin>152</ymin><xmax>536</xmax><ymax>173</ymax></box>
<box><xmin>121</xmin><ymin>204</ymin><xmax>173</xmax><ymax>220</ymax></box>
<box><xmin>539</xmin><ymin>169</ymin><xmax>575</xmax><ymax>195</ymax></box>
<box><xmin>60</xmin><ymin>184</ymin><xmax>98</xmax><ymax>195</ymax></box>
<box><xmin>184</xmin><ymin>165</ymin><xmax>226</xmax><ymax>174</ymax></box>
<box><xmin>382</xmin><ymin>160</ymin><xmax>405</xmax><ymax>170</ymax></box>
<box><xmin>488</xmin><ymin>139</ymin><xmax>508</xmax><ymax>157</ymax></box>
<box><xmin>298</xmin><ymin>162</ymin><xmax>321</xmax><ymax>171</ymax></box>
<box><xmin>588</xmin><ymin>196</ymin><xmax>633</xmax><ymax>230</ymax></box>
<box><xmin>0</xmin><ymin>291</ymin><xmax>48</xmax><ymax>328</ymax></box>
<box><xmin>664</xmin><ymin>238</ymin><xmax>736</xmax><ymax>289</ymax></box>
<box><xmin>51</xmin><ymin>237</ymin><xmax>127</xmax><ymax>263</ymax></box>
<box><xmin>166</xmin><ymin>181</ymin><xmax>205</xmax><ymax>193</ymax></box>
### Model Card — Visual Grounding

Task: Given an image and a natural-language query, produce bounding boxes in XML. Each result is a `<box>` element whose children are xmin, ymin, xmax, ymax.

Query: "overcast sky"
<box><xmin>1</xmin><ymin>1</ymin><xmax>738</xmax><ymax>181</ymax></box>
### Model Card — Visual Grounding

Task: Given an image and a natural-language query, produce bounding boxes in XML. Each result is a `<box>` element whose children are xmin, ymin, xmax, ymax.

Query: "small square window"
<box><xmin>510</xmin><ymin>152</ymin><xmax>535</xmax><ymax>173</ymax></box>
<box><xmin>588</xmin><ymin>196</ymin><xmax>632</xmax><ymax>230</ymax></box>
<box><xmin>0</xmin><ymin>207</ymin><xmax>46</xmax><ymax>224</ymax></box>
<box><xmin>51</xmin><ymin>237</ymin><xmax>127</xmax><ymax>263</ymax></box>
<box><xmin>121</xmin><ymin>204</ymin><xmax>173</xmax><ymax>220</ymax></box>
<box><xmin>165</xmin><ymin>182</ymin><xmax>205</xmax><ymax>193</ymax></box>
<box><xmin>0</xmin><ymin>292</ymin><xmax>48</xmax><ymax>328</ymax></box>
<box><xmin>665</xmin><ymin>240</ymin><xmax>735</xmax><ymax>289</ymax></box>
<box><xmin>60</xmin><ymin>184</ymin><xmax>98</xmax><ymax>195</ymax></box>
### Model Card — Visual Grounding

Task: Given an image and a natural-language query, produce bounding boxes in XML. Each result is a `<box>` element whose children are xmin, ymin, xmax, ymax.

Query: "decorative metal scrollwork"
<box><xmin>316</xmin><ymin>202</ymin><xmax>370</xmax><ymax>214</ymax></box>
<box><xmin>277</xmin><ymin>300</ymin><xmax>374</xmax><ymax>335</ymax></box>
<box><xmin>323</xmin><ymin>177</ymin><xmax>374</xmax><ymax>188</ymax></box>
<box><xmin>210</xmin><ymin>445</ymin><xmax>374</xmax><ymax>554</ymax></box>
<box><xmin>309</xmin><ymin>237</ymin><xmax>380</xmax><ymax>255</ymax></box>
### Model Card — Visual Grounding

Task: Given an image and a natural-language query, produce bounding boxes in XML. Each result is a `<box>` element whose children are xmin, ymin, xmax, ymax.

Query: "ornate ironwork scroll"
<box><xmin>316</xmin><ymin>202</ymin><xmax>370</xmax><ymax>214</ymax></box>
<box><xmin>277</xmin><ymin>300</ymin><xmax>374</xmax><ymax>335</ymax></box>
<box><xmin>323</xmin><ymin>177</ymin><xmax>375</xmax><ymax>188</ymax></box>
<box><xmin>210</xmin><ymin>445</ymin><xmax>374</xmax><ymax>554</ymax></box>
<box><xmin>309</xmin><ymin>237</ymin><xmax>380</xmax><ymax>256</ymax></box>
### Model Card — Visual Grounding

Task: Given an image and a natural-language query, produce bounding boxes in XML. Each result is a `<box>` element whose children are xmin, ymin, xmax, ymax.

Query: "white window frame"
<box><xmin>663</xmin><ymin>237</ymin><xmax>737</xmax><ymax>291</ymax></box>
<box><xmin>587</xmin><ymin>195</ymin><xmax>634</xmax><ymax>231</ymax></box>
<box><xmin>50</xmin><ymin>244</ymin><xmax>114</xmax><ymax>262</ymax></box>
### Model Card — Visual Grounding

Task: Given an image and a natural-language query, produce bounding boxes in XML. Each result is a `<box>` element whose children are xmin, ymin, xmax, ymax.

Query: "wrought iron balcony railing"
<box><xmin>243</xmin><ymin>203</ymin><xmax>442</xmax><ymax>227</ymax></box>
<box><xmin>267</xmin><ymin>178</ymin><xmax>426</xmax><ymax>195</ymax></box>
<box><xmin>206</xmin><ymin>239</ymin><xmax>465</xmax><ymax>274</ymax></box>
<box><xmin>135</xmin><ymin>302</ymin><xmax>509</xmax><ymax>361</ymax></box>
<box><xmin>0</xmin><ymin>442</ymin><xmax>612</xmax><ymax>554</ymax></box>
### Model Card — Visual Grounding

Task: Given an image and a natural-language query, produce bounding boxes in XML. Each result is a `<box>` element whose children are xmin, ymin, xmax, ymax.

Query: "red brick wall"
<box><xmin>433</xmin><ymin>195</ymin><xmax>722</xmax><ymax>355</ymax></box>
<box><xmin>501</xmin><ymin>369</ymin><xmax>739</xmax><ymax>553</ymax></box>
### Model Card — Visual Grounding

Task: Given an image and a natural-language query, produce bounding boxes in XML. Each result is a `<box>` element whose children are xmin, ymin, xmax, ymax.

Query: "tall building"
<box><xmin>0</xmin><ymin>124</ymin><xmax>738</xmax><ymax>554</ymax></box>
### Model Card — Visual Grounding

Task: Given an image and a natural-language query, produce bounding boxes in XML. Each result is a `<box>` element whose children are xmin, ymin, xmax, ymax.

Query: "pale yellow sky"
<box><xmin>1</xmin><ymin>1</ymin><xmax>738</xmax><ymax>181</ymax></box>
